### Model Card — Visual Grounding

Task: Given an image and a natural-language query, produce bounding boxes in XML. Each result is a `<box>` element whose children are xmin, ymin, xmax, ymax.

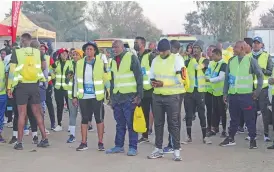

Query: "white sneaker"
<box><xmin>24</xmin><ymin>130</ymin><xmax>30</xmax><ymax>136</ymax></box>
<box><xmin>245</xmin><ymin>136</ymin><xmax>257</xmax><ymax>141</ymax></box>
<box><xmin>7</xmin><ymin>122</ymin><xmax>13</xmax><ymax>128</ymax></box>
<box><xmin>203</xmin><ymin>137</ymin><xmax>212</xmax><ymax>144</ymax></box>
<box><xmin>264</xmin><ymin>136</ymin><xmax>271</xmax><ymax>142</ymax></box>
<box><xmin>53</xmin><ymin>125</ymin><xmax>63</xmax><ymax>132</ymax></box>
<box><xmin>45</xmin><ymin>128</ymin><xmax>50</xmax><ymax>135</ymax></box>
<box><xmin>3</xmin><ymin>118</ymin><xmax>7</xmax><ymax>124</ymax></box>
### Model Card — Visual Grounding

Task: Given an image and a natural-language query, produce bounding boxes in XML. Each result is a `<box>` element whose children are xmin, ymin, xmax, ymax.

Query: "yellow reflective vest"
<box><xmin>187</xmin><ymin>57</ymin><xmax>207</xmax><ymax>93</ymax></box>
<box><xmin>254</xmin><ymin>52</ymin><xmax>270</xmax><ymax>88</ymax></box>
<box><xmin>141</xmin><ymin>52</ymin><xmax>153</xmax><ymax>90</ymax></box>
<box><xmin>205</xmin><ymin>61</ymin><xmax>217</xmax><ymax>94</ymax></box>
<box><xmin>153</xmin><ymin>54</ymin><xmax>186</xmax><ymax>95</ymax></box>
<box><xmin>0</xmin><ymin>60</ymin><xmax>6</xmax><ymax>95</ymax></box>
<box><xmin>75</xmin><ymin>56</ymin><xmax>105</xmax><ymax>101</ymax></box>
<box><xmin>111</xmin><ymin>52</ymin><xmax>137</xmax><ymax>94</ymax></box>
<box><xmin>228</xmin><ymin>56</ymin><xmax>253</xmax><ymax>94</ymax></box>
<box><xmin>54</xmin><ymin>60</ymin><xmax>72</xmax><ymax>90</ymax></box>
<box><xmin>12</xmin><ymin>47</ymin><xmax>45</xmax><ymax>88</ymax></box>
<box><xmin>211</xmin><ymin>60</ymin><xmax>225</xmax><ymax>96</ymax></box>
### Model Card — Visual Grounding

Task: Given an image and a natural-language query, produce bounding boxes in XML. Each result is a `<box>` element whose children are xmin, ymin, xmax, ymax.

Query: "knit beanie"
<box><xmin>193</xmin><ymin>40</ymin><xmax>204</xmax><ymax>51</ymax></box>
<box><xmin>157</xmin><ymin>39</ymin><xmax>171</xmax><ymax>52</ymax></box>
<box><xmin>244</xmin><ymin>38</ymin><xmax>253</xmax><ymax>48</ymax></box>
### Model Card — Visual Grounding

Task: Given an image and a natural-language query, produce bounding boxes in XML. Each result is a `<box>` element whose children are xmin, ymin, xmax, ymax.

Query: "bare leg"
<box><xmin>81</xmin><ymin>124</ymin><xmax>88</xmax><ymax>143</ymax></box>
<box><xmin>149</xmin><ymin>112</ymin><xmax>154</xmax><ymax>130</ymax></box>
<box><xmin>17</xmin><ymin>105</ymin><xmax>27</xmax><ymax>143</ymax></box>
<box><xmin>31</xmin><ymin>104</ymin><xmax>47</xmax><ymax>139</ymax></box>
<box><xmin>96</xmin><ymin>122</ymin><xmax>104</xmax><ymax>143</ymax></box>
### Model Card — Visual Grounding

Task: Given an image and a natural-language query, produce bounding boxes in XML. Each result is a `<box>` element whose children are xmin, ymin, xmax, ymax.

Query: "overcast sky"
<box><xmin>0</xmin><ymin>0</ymin><xmax>273</xmax><ymax>34</ymax></box>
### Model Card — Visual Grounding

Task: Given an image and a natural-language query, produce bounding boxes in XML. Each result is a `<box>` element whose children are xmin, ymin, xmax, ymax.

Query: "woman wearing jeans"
<box><xmin>73</xmin><ymin>41</ymin><xmax>105</xmax><ymax>151</ymax></box>
<box><xmin>66</xmin><ymin>49</ymin><xmax>83</xmax><ymax>143</ymax></box>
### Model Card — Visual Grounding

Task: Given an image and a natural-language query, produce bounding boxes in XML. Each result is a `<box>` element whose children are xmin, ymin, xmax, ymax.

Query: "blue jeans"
<box><xmin>0</xmin><ymin>94</ymin><xmax>7</xmax><ymax>133</ymax></box>
<box><xmin>113</xmin><ymin>101</ymin><xmax>138</xmax><ymax>150</ymax></box>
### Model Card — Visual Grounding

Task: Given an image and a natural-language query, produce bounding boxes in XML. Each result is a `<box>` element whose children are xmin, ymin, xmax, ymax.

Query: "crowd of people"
<box><xmin>1</xmin><ymin>32</ymin><xmax>274</xmax><ymax>162</ymax></box>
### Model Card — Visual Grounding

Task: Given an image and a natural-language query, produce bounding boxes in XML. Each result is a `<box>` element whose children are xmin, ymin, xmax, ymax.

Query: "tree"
<box><xmin>183</xmin><ymin>11</ymin><xmax>202</xmax><ymax>35</ymax></box>
<box><xmin>88</xmin><ymin>1</ymin><xmax>162</xmax><ymax>41</ymax></box>
<box><xmin>195</xmin><ymin>1</ymin><xmax>259</xmax><ymax>42</ymax></box>
<box><xmin>20</xmin><ymin>1</ymin><xmax>89</xmax><ymax>41</ymax></box>
<box><xmin>259</xmin><ymin>5</ymin><xmax>274</xmax><ymax>28</ymax></box>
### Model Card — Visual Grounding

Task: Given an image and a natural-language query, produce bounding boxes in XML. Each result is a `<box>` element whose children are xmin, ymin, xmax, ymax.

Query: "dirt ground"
<box><xmin>1</xmin><ymin>104</ymin><xmax>274</xmax><ymax>172</ymax></box>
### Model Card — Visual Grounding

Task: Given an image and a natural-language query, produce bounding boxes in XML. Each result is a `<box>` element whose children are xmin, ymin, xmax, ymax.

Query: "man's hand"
<box><xmin>7</xmin><ymin>89</ymin><xmax>13</xmax><ymax>98</ymax></box>
<box><xmin>269</xmin><ymin>78</ymin><xmax>274</xmax><ymax>85</ymax></box>
<box><xmin>132</xmin><ymin>96</ymin><xmax>141</xmax><ymax>105</ymax></box>
<box><xmin>72</xmin><ymin>98</ymin><xmax>78</xmax><ymax>107</ymax></box>
<box><xmin>223</xmin><ymin>95</ymin><xmax>227</xmax><ymax>104</ymax></box>
<box><xmin>151</xmin><ymin>80</ymin><xmax>163</xmax><ymax>88</ymax></box>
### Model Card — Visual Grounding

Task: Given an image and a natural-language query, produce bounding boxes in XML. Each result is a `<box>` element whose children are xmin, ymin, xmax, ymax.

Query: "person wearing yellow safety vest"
<box><xmin>71</xmin><ymin>41</ymin><xmax>105</xmax><ymax>151</ymax></box>
<box><xmin>162</xmin><ymin>40</ymin><xmax>189</xmax><ymax>154</ymax></box>
<box><xmin>66</xmin><ymin>49</ymin><xmax>83</xmax><ymax>144</ymax></box>
<box><xmin>106</xmin><ymin>40</ymin><xmax>143</xmax><ymax>156</ymax></box>
<box><xmin>183</xmin><ymin>40</ymin><xmax>212</xmax><ymax>145</ymax></box>
<box><xmin>267</xmin><ymin>69</ymin><xmax>274</xmax><ymax>149</ymax></box>
<box><xmin>40</xmin><ymin>44</ymin><xmax>56</xmax><ymax>130</ymax></box>
<box><xmin>206</xmin><ymin>48</ymin><xmax>227</xmax><ymax>138</ymax></box>
<box><xmin>251</xmin><ymin>36</ymin><xmax>273</xmax><ymax>142</ymax></box>
<box><xmin>204</xmin><ymin>45</ymin><xmax>217</xmax><ymax>137</ymax></box>
<box><xmin>0</xmin><ymin>56</ymin><xmax>7</xmax><ymax>142</ymax></box>
<box><xmin>220</xmin><ymin>41</ymin><xmax>263</xmax><ymax>149</ymax></box>
<box><xmin>134</xmin><ymin>36</ymin><xmax>156</xmax><ymax>144</ymax></box>
<box><xmin>146</xmin><ymin>39</ymin><xmax>184</xmax><ymax>161</ymax></box>
<box><xmin>7</xmin><ymin>33</ymin><xmax>49</xmax><ymax>150</ymax></box>
<box><xmin>182</xmin><ymin>43</ymin><xmax>193</xmax><ymax>61</ymax></box>
<box><xmin>238</xmin><ymin>38</ymin><xmax>254</xmax><ymax>134</ymax></box>
<box><xmin>52</xmin><ymin>48</ymin><xmax>71</xmax><ymax>132</ymax></box>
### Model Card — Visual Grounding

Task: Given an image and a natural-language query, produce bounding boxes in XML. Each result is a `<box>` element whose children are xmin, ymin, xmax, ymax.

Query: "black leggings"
<box><xmin>79</xmin><ymin>99</ymin><xmax>104</xmax><ymax>124</ymax></box>
<box><xmin>212</xmin><ymin>95</ymin><xmax>226</xmax><ymax>131</ymax></box>
<box><xmin>54</xmin><ymin>88</ymin><xmax>69</xmax><ymax>126</ymax></box>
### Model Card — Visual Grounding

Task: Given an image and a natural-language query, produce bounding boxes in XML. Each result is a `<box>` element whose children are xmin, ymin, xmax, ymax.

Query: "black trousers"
<box><xmin>258</xmin><ymin>88</ymin><xmax>270</xmax><ymax>135</ymax></box>
<box><xmin>205</xmin><ymin>92</ymin><xmax>213</xmax><ymax>129</ymax></box>
<box><xmin>141</xmin><ymin>96</ymin><xmax>152</xmax><ymax>139</ymax></box>
<box><xmin>54</xmin><ymin>88</ymin><xmax>69</xmax><ymax>126</ymax></box>
<box><xmin>212</xmin><ymin>95</ymin><xmax>226</xmax><ymax>131</ymax></box>
<box><xmin>12</xmin><ymin>91</ymin><xmax>37</xmax><ymax>132</ymax></box>
<box><xmin>153</xmin><ymin>94</ymin><xmax>181</xmax><ymax>150</ymax></box>
<box><xmin>46</xmin><ymin>84</ymin><xmax>55</xmax><ymax>127</ymax></box>
<box><xmin>184</xmin><ymin>90</ymin><xmax>206</xmax><ymax>129</ymax></box>
<box><xmin>5</xmin><ymin>98</ymin><xmax>13</xmax><ymax>123</ymax></box>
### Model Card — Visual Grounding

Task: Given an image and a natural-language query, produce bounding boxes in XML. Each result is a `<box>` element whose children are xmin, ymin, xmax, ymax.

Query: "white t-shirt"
<box><xmin>83</xmin><ymin>62</ymin><xmax>95</xmax><ymax>99</ymax></box>
<box><xmin>101</xmin><ymin>54</ymin><xmax>108</xmax><ymax>64</ymax></box>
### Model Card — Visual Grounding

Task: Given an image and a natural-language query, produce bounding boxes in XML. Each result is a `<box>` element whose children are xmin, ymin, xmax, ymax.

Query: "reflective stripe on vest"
<box><xmin>254</xmin><ymin>52</ymin><xmax>270</xmax><ymax>88</ymax></box>
<box><xmin>12</xmin><ymin>48</ymin><xmax>45</xmax><ymax>87</ymax></box>
<box><xmin>76</xmin><ymin>56</ymin><xmax>104</xmax><ymax>100</ymax></box>
<box><xmin>111</xmin><ymin>52</ymin><xmax>137</xmax><ymax>94</ymax></box>
<box><xmin>141</xmin><ymin>53</ymin><xmax>152</xmax><ymax>90</ymax></box>
<box><xmin>186</xmin><ymin>57</ymin><xmax>207</xmax><ymax>93</ymax></box>
<box><xmin>54</xmin><ymin>60</ymin><xmax>72</xmax><ymax>90</ymax></box>
<box><xmin>153</xmin><ymin>54</ymin><xmax>185</xmax><ymax>95</ymax></box>
<box><xmin>0</xmin><ymin>61</ymin><xmax>6</xmax><ymax>95</ymax></box>
<box><xmin>205</xmin><ymin>61</ymin><xmax>217</xmax><ymax>93</ymax></box>
<box><xmin>211</xmin><ymin>60</ymin><xmax>225</xmax><ymax>96</ymax></box>
<box><xmin>228</xmin><ymin>56</ymin><xmax>253</xmax><ymax>94</ymax></box>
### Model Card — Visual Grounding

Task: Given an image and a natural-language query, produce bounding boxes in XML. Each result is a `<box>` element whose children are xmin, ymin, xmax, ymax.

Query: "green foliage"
<box><xmin>88</xmin><ymin>1</ymin><xmax>162</xmax><ymax>41</ymax></box>
<box><xmin>185</xmin><ymin>1</ymin><xmax>259</xmax><ymax>42</ymax></box>
<box><xmin>259</xmin><ymin>5</ymin><xmax>274</xmax><ymax>28</ymax></box>
<box><xmin>184</xmin><ymin>11</ymin><xmax>202</xmax><ymax>35</ymax></box>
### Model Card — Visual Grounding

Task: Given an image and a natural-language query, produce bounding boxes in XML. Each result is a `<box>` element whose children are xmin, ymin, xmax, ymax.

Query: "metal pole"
<box><xmin>239</xmin><ymin>1</ymin><xmax>242</xmax><ymax>39</ymax></box>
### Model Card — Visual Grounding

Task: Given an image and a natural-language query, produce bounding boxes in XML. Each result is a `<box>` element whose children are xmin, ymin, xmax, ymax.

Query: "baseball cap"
<box><xmin>253</xmin><ymin>36</ymin><xmax>263</xmax><ymax>43</ymax></box>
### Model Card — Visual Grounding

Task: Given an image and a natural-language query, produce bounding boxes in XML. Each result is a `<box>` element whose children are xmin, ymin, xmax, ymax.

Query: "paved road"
<box><xmin>1</xmin><ymin>105</ymin><xmax>274</xmax><ymax>172</ymax></box>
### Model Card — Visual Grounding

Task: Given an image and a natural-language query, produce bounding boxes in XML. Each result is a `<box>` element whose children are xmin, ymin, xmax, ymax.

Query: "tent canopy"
<box><xmin>0</xmin><ymin>24</ymin><xmax>11</xmax><ymax>36</ymax></box>
<box><xmin>1</xmin><ymin>11</ymin><xmax>56</xmax><ymax>39</ymax></box>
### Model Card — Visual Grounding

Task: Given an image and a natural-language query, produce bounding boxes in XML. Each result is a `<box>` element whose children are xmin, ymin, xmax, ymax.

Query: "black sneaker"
<box><xmin>138</xmin><ymin>137</ymin><xmax>149</xmax><ymax>144</ymax></box>
<box><xmin>220</xmin><ymin>131</ymin><xmax>227</xmax><ymax>138</ymax></box>
<box><xmin>219</xmin><ymin>137</ymin><xmax>236</xmax><ymax>147</ymax></box>
<box><xmin>88</xmin><ymin>125</ymin><xmax>94</xmax><ymax>132</ymax></box>
<box><xmin>237</xmin><ymin>127</ymin><xmax>244</xmax><ymax>134</ymax></box>
<box><xmin>76</xmin><ymin>142</ymin><xmax>88</xmax><ymax>151</ymax></box>
<box><xmin>14</xmin><ymin>142</ymin><xmax>23</xmax><ymax>150</ymax></box>
<box><xmin>206</xmin><ymin>130</ymin><xmax>216</xmax><ymax>137</ymax></box>
<box><xmin>37</xmin><ymin>139</ymin><xmax>49</xmax><ymax>148</ymax></box>
<box><xmin>32</xmin><ymin>136</ymin><xmax>39</xmax><ymax>144</ymax></box>
<box><xmin>98</xmin><ymin>142</ymin><xmax>105</xmax><ymax>151</ymax></box>
<box><xmin>249</xmin><ymin>139</ymin><xmax>257</xmax><ymax>149</ymax></box>
<box><xmin>267</xmin><ymin>144</ymin><xmax>274</xmax><ymax>149</ymax></box>
<box><xmin>9</xmin><ymin>136</ymin><xmax>17</xmax><ymax>144</ymax></box>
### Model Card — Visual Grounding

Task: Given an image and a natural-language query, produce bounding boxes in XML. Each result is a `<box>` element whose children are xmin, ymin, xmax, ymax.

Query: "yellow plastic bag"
<box><xmin>133</xmin><ymin>106</ymin><xmax>147</xmax><ymax>133</ymax></box>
